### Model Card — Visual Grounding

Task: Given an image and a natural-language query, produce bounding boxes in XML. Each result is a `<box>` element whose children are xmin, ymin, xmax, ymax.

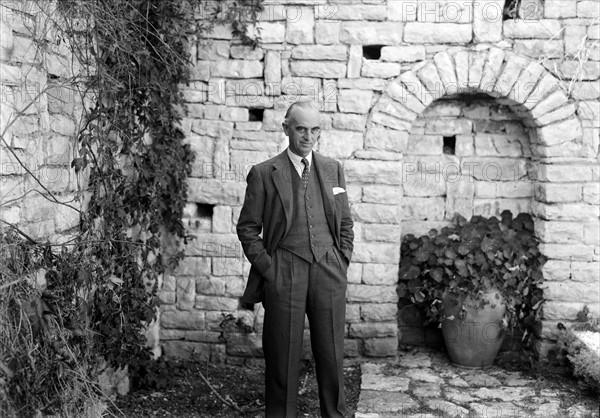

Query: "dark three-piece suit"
<box><xmin>236</xmin><ymin>150</ymin><xmax>354</xmax><ymax>417</ymax></box>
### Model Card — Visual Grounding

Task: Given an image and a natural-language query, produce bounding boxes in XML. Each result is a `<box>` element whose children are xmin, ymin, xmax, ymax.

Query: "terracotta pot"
<box><xmin>441</xmin><ymin>289</ymin><xmax>506</xmax><ymax>369</ymax></box>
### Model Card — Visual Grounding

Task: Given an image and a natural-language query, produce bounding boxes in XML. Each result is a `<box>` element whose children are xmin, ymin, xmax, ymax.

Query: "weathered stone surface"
<box><xmin>362</xmin><ymin>62</ymin><xmax>400</xmax><ymax>78</ymax></box>
<box><xmin>361</xmin><ymin>373</ymin><xmax>409</xmax><ymax>391</ymax></box>
<box><xmin>348</xmin><ymin>284</ymin><xmax>398</xmax><ymax>303</ymax></box>
<box><xmin>358</xmin><ymin>389</ymin><xmax>417</xmax><ymax>413</ymax></box>
<box><xmin>362</xmin><ymin>184</ymin><xmax>403</xmax><ymax>204</ymax></box>
<box><xmin>334</xmin><ymin>4</ymin><xmax>387</xmax><ymax>20</ymax></box>
<box><xmin>338</xmin><ymin>89</ymin><xmax>374</xmax><ymax>114</ymax></box>
<box><xmin>345</xmin><ymin>160</ymin><xmax>402</xmax><ymax>184</ymax></box>
<box><xmin>513</xmin><ymin>40</ymin><xmax>564</xmax><ymax>59</ymax></box>
<box><xmin>317</xmin><ymin>130</ymin><xmax>363</xmax><ymax>158</ymax></box>
<box><xmin>503</xmin><ymin>19</ymin><xmax>562</xmax><ymax>39</ymax></box>
<box><xmin>473</xmin><ymin>0</ymin><xmax>503</xmax><ymax>42</ymax></box>
<box><xmin>347</xmin><ymin>44</ymin><xmax>363</xmax><ymax>79</ymax></box>
<box><xmin>363</xmin><ymin>223</ymin><xmax>402</xmax><ymax>243</ymax></box>
<box><xmin>413</xmin><ymin>383</ymin><xmax>441</xmax><ymax>398</ymax></box>
<box><xmin>162</xmin><ymin>340</ymin><xmax>212</xmax><ymax>361</ymax></box>
<box><xmin>161</xmin><ymin>310</ymin><xmax>205</xmax><ymax>329</ymax></box>
<box><xmin>387</xmin><ymin>0</ymin><xmax>418</xmax><ymax>21</ymax></box>
<box><xmin>361</xmin><ymin>303</ymin><xmax>398</xmax><ymax>321</ymax></box>
<box><xmin>541</xmin><ymin>243</ymin><xmax>596</xmax><ymax>262</ymax></box>
<box><xmin>290</xmin><ymin>61</ymin><xmax>346</xmax><ymax>78</ymax></box>
<box><xmin>480</xmin><ymin>48</ymin><xmax>506</xmax><ymax>92</ymax></box>
<box><xmin>340</xmin><ymin>22</ymin><xmax>403</xmax><ymax>44</ymax></box>
<box><xmin>404</xmin><ymin>23</ymin><xmax>472</xmax><ymax>43</ymax></box>
<box><xmin>226</xmin><ymin>333</ymin><xmax>263</xmax><ymax>356</ymax></box>
<box><xmin>405</xmin><ymin>368</ymin><xmax>443</xmax><ymax>383</ymax></box>
<box><xmin>195</xmin><ymin>295</ymin><xmax>238</xmax><ymax>311</ymax></box>
<box><xmin>257</xmin><ymin>22</ymin><xmax>285</xmax><ymax>43</ymax></box>
<box><xmin>210</xmin><ymin>60</ymin><xmax>262</xmax><ymax>78</ymax></box>
<box><xmin>349</xmin><ymin>322</ymin><xmax>397</xmax><ymax>338</ymax></box>
<box><xmin>536</xmin><ymin>164</ymin><xmax>593</xmax><ymax>183</ymax></box>
<box><xmin>285</xmin><ymin>7</ymin><xmax>314</xmax><ymax>44</ymax></box>
<box><xmin>332</xmin><ymin>114</ymin><xmax>367</xmax><ymax>131</ymax></box>
<box><xmin>381</xmin><ymin>46</ymin><xmax>425</xmax><ymax>62</ymax></box>
<box><xmin>315</xmin><ymin>21</ymin><xmax>339</xmax><ymax>44</ymax></box>
<box><xmin>291</xmin><ymin>45</ymin><xmax>347</xmax><ymax>61</ymax></box>
<box><xmin>425</xmin><ymin>399</ymin><xmax>469</xmax><ymax>417</ymax></box>
<box><xmin>403</xmin><ymin>197</ymin><xmax>445</xmax><ymax>220</ymax></box>
<box><xmin>434</xmin><ymin>51</ymin><xmax>458</xmax><ymax>93</ymax></box>
<box><xmin>494</xmin><ymin>54</ymin><xmax>529</xmax><ymax>97</ymax></box>
<box><xmin>385</xmin><ymin>82</ymin><xmax>427</xmax><ymax>115</ymax></box>
<box><xmin>364</xmin><ymin>337</ymin><xmax>398</xmax><ymax>357</ymax></box>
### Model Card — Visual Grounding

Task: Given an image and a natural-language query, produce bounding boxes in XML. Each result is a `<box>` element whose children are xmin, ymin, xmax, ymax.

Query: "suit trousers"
<box><xmin>262</xmin><ymin>246</ymin><xmax>348</xmax><ymax>418</ymax></box>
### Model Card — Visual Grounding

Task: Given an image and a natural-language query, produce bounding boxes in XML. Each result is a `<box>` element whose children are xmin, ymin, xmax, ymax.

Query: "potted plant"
<box><xmin>398</xmin><ymin>211</ymin><xmax>547</xmax><ymax>368</ymax></box>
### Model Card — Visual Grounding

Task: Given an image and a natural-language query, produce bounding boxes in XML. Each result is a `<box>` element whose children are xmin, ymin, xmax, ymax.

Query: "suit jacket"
<box><xmin>237</xmin><ymin>150</ymin><xmax>354</xmax><ymax>303</ymax></box>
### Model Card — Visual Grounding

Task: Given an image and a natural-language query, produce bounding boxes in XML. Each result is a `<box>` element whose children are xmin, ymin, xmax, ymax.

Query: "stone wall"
<box><xmin>0</xmin><ymin>1</ymin><xmax>83</xmax><ymax>241</ymax></box>
<box><xmin>160</xmin><ymin>0</ymin><xmax>600</xmax><ymax>363</ymax></box>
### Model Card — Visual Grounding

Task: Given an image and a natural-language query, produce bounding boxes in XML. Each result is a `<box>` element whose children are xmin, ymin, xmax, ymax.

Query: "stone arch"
<box><xmin>358</xmin><ymin>46</ymin><xmax>587</xmax><ymax>353</ymax></box>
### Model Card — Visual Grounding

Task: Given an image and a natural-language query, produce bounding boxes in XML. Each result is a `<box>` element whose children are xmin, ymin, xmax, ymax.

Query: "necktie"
<box><xmin>301</xmin><ymin>158</ymin><xmax>310</xmax><ymax>188</ymax></box>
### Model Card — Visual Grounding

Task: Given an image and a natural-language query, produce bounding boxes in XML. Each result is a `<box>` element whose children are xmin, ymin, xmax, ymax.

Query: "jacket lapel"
<box><xmin>313</xmin><ymin>153</ymin><xmax>338</xmax><ymax>244</ymax></box>
<box><xmin>272</xmin><ymin>151</ymin><xmax>294</xmax><ymax>236</ymax></box>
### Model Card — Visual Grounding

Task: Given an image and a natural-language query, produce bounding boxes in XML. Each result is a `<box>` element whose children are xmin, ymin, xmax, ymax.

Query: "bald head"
<box><xmin>284</xmin><ymin>100</ymin><xmax>320</xmax><ymax>125</ymax></box>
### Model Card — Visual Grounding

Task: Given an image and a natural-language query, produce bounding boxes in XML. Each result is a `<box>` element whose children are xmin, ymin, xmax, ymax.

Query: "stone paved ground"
<box><xmin>355</xmin><ymin>348</ymin><xmax>600</xmax><ymax>418</ymax></box>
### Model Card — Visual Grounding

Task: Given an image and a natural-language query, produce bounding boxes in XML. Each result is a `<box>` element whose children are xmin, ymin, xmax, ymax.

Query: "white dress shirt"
<box><xmin>286</xmin><ymin>148</ymin><xmax>313</xmax><ymax>178</ymax></box>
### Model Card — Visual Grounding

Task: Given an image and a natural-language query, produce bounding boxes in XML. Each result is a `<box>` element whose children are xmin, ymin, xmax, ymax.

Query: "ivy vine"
<box><xmin>1</xmin><ymin>0</ymin><xmax>262</xmax><ymax>415</ymax></box>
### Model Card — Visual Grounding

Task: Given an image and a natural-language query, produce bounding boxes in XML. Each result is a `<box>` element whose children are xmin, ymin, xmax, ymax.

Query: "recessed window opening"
<box><xmin>443</xmin><ymin>136</ymin><xmax>456</xmax><ymax>155</ymax></box>
<box><xmin>503</xmin><ymin>0</ymin><xmax>521</xmax><ymax>20</ymax></box>
<box><xmin>249</xmin><ymin>108</ymin><xmax>264</xmax><ymax>122</ymax></box>
<box><xmin>362</xmin><ymin>45</ymin><xmax>383</xmax><ymax>60</ymax></box>
<box><xmin>197</xmin><ymin>203</ymin><xmax>214</xmax><ymax>218</ymax></box>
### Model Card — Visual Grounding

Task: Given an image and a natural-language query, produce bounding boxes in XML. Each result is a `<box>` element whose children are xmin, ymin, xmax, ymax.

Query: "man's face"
<box><xmin>283</xmin><ymin>107</ymin><xmax>321</xmax><ymax>158</ymax></box>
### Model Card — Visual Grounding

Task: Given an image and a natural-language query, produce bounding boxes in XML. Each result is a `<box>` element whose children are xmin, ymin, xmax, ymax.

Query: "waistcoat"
<box><xmin>278</xmin><ymin>158</ymin><xmax>333</xmax><ymax>262</ymax></box>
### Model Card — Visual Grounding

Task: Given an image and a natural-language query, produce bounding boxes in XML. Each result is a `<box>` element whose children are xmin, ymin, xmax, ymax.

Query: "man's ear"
<box><xmin>282</xmin><ymin>122</ymin><xmax>290</xmax><ymax>136</ymax></box>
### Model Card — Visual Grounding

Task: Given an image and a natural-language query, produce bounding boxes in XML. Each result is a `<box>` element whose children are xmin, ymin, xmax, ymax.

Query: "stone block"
<box><xmin>513</xmin><ymin>40</ymin><xmax>564</xmax><ymax>59</ymax></box>
<box><xmin>402</xmin><ymin>197</ymin><xmax>445</xmax><ymax>220</ymax></box>
<box><xmin>195</xmin><ymin>295</ymin><xmax>239</xmax><ymax>311</ymax></box>
<box><xmin>399</xmin><ymin>71</ymin><xmax>435</xmax><ymax>107</ymax></box>
<box><xmin>352</xmin><ymin>203</ymin><xmax>402</xmax><ymax>224</ymax></box>
<box><xmin>285</xmin><ymin>7</ymin><xmax>314</xmax><ymax>44</ymax></box>
<box><xmin>535</xmin><ymin>220</ymin><xmax>584</xmax><ymax>243</ymax></box>
<box><xmin>474</xmin><ymin>133</ymin><xmax>527</xmax><ymax>157</ymax></box>
<box><xmin>473</xmin><ymin>0</ymin><xmax>503</xmax><ymax>42</ymax></box>
<box><xmin>338</xmin><ymin>89</ymin><xmax>373</xmax><ymax>114</ymax></box>
<box><xmin>340</xmin><ymin>22</ymin><xmax>403</xmax><ymax>44</ymax></box>
<box><xmin>162</xmin><ymin>340</ymin><xmax>211</xmax><ymax>361</ymax></box>
<box><xmin>381</xmin><ymin>46</ymin><xmax>425</xmax><ymax>62</ymax></box>
<box><xmin>177</xmin><ymin>277</ymin><xmax>196</xmax><ymax>310</ymax></box>
<box><xmin>317</xmin><ymin>130</ymin><xmax>363</xmax><ymax>159</ymax></box>
<box><xmin>210</xmin><ymin>60</ymin><xmax>262</xmax><ymax>79</ymax></box>
<box><xmin>361</xmin><ymin>304</ymin><xmax>398</xmax><ymax>322</ymax></box>
<box><xmin>494</xmin><ymin>54</ymin><xmax>529</xmax><ymax>97</ymax></box>
<box><xmin>290</xmin><ymin>61</ymin><xmax>346</xmax><ymax>78</ymax></box>
<box><xmin>479</xmin><ymin>48</ymin><xmax>506</xmax><ymax>93</ymax></box>
<box><xmin>362</xmin><ymin>264</ymin><xmax>400</xmax><ymax>285</ymax></box>
<box><xmin>503</xmin><ymin>19</ymin><xmax>562</xmax><ymax>39</ymax></box>
<box><xmin>364</xmin><ymin>337</ymin><xmax>398</xmax><ymax>357</ymax></box>
<box><xmin>161</xmin><ymin>310</ymin><xmax>205</xmax><ymax>329</ymax></box>
<box><xmin>291</xmin><ymin>45</ymin><xmax>347</xmax><ymax>61</ymax></box>
<box><xmin>332</xmin><ymin>114</ymin><xmax>367</xmax><ymax>131</ymax></box>
<box><xmin>175</xmin><ymin>257</ymin><xmax>211</xmax><ymax>276</ymax></box>
<box><xmin>315</xmin><ymin>21</ymin><xmax>339</xmax><ymax>44</ymax></box>
<box><xmin>545</xmin><ymin>280</ymin><xmax>599</xmax><ymax>302</ymax></box>
<box><xmin>230</xmin><ymin>45</ymin><xmax>263</xmax><ymax>60</ymax></box>
<box><xmin>384</xmin><ymin>83</ymin><xmax>426</xmax><ymax>115</ymax></box>
<box><xmin>544</xmin><ymin>0</ymin><xmax>577</xmax><ymax>18</ymax></box>
<box><xmin>226</xmin><ymin>333</ymin><xmax>263</xmax><ymax>356</ymax></box>
<box><xmin>583</xmin><ymin>184</ymin><xmax>600</xmax><ymax>204</ymax></box>
<box><xmin>362</xmin><ymin>184</ymin><xmax>403</xmax><ymax>204</ymax></box>
<box><xmin>256</xmin><ymin>22</ymin><xmax>285</xmax><ymax>43</ymax></box>
<box><xmin>387</xmin><ymin>0</ymin><xmax>418</xmax><ymax>21</ymax></box>
<box><xmin>347</xmin><ymin>284</ymin><xmax>398</xmax><ymax>303</ymax></box>
<box><xmin>533</xmin><ymin>202</ymin><xmax>598</xmax><ymax>222</ymax></box>
<box><xmin>264</xmin><ymin>51</ymin><xmax>281</xmax><ymax>88</ymax></box>
<box><xmin>346</xmin><ymin>304</ymin><xmax>361</xmax><ymax>323</ymax></box>
<box><xmin>376</xmin><ymin>96</ymin><xmax>418</xmax><ymax>123</ymax></box>
<box><xmin>349</xmin><ymin>322</ymin><xmax>397</xmax><ymax>338</ymax></box>
<box><xmin>352</xmin><ymin>242</ymin><xmax>401</xmax><ymax>264</ymax></box>
<box><xmin>344</xmin><ymin>339</ymin><xmax>359</xmax><ymax>357</ymax></box>
<box><xmin>363</xmin><ymin>224</ymin><xmax>402</xmax><ymax>243</ymax></box>
<box><xmin>537</xmin><ymin>164</ymin><xmax>592</xmax><ymax>183</ymax></box>
<box><xmin>578</xmin><ymin>1</ymin><xmax>599</xmax><ymax>17</ymax></box>
<box><xmin>433</xmin><ymin>51</ymin><xmax>458</xmax><ymax>94</ymax></box>
<box><xmin>543</xmin><ymin>260</ymin><xmax>599</xmax><ymax>282</ymax></box>
<box><xmin>362</xmin><ymin>62</ymin><xmax>400</xmax><ymax>78</ymax></box>
<box><xmin>404</xmin><ymin>23</ymin><xmax>472</xmax><ymax>43</ymax></box>
<box><xmin>345</xmin><ymin>160</ymin><xmax>402</xmax><ymax>184</ymax></box>
<box><xmin>191</xmin><ymin>119</ymin><xmax>233</xmax><ymax>139</ymax></box>
<box><xmin>417</xmin><ymin>62</ymin><xmax>445</xmax><ymax>99</ymax></box>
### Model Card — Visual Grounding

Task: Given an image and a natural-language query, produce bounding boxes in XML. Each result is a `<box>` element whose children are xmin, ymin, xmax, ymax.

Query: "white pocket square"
<box><xmin>333</xmin><ymin>187</ymin><xmax>346</xmax><ymax>195</ymax></box>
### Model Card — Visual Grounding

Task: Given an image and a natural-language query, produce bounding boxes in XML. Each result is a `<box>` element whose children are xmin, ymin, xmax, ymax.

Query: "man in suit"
<box><xmin>236</xmin><ymin>100</ymin><xmax>354</xmax><ymax>417</ymax></box>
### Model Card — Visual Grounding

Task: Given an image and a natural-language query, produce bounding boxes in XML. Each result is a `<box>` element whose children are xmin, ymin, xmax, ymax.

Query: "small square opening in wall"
<box><xmin>443</xmin><ymin>136</ymin><xmax>456</xmax><ymax>155</ymax></box>
<box><xmin>362</xmin><ymin>45</ymin><xmax>383</xmax><ymax>60</ymax></box>
<box><xmin>249</xmin><ymin>108</ymin><xmax>264</xmax><ymax>122</ymax></box>
<box><xmin>197</xmin><ymin>203</ymin><xmax>214</xmax><ymax>218</ymax></box>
